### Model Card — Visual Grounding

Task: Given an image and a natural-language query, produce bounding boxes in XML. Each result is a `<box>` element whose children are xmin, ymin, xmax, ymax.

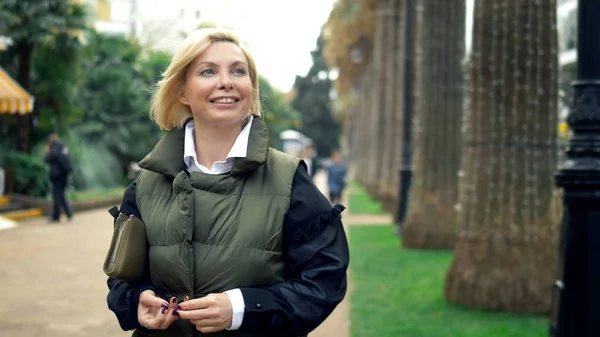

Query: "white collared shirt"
<box><xmin>182</xmin><ymin>117</ymin><xmax>252</xmax><ymax>330</ymax></box>
<box><xmin>184</xmin><ymin>117</ymin><xmax>253</xmax><ymax>175</ymax></box>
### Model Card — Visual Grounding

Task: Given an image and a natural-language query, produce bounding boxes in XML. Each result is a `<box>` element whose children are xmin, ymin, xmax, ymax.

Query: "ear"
<box><xmin>179</xmin><ymin>91</ymin><xmax>189</xmax><ymax>105</ymax></box>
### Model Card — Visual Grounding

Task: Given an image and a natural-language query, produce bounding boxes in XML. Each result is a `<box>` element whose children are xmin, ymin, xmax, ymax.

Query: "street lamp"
<box><xmin>396</xmin><ymin>0</ymin><xmax>413</xmax><ymax>233</ymax></box>
<box><xmin>550</xmin><ymin>1</ymin><xmax>600</xmax><ymax>336</ymax></box>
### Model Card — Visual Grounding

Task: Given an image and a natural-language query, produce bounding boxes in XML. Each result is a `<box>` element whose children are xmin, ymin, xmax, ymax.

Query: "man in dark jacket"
<box><xmin>44</xmin><ymin>134</ymin><xmax>73</xmax><ymax>223</ymax></box>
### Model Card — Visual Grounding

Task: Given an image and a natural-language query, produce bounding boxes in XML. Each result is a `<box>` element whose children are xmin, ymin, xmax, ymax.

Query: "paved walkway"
<box><xmin>309</xmin><ymin>173</ymin><xmax>391</xmax><ymax>337</ymax></box>
<box><xmin>0</xmin><ymin>209</ymin><xmax>130</xmax><ymax>337</ymax></box>
<box><xmin>310</xmin><ymin>172</ymin><xmax>350</xmax><ymax>337</ymax></box>
<box><xmin>0</xmin><ymin>216</ymin><xmax>17</xmax><ymax>230</ymax></box>
<box><xmin>343</xmin><ymin>213</ymin><xmax>393</xmax><ymax>226</ymax></box>
<box><xmin>0</xmin><ymin>171</ymin><xmax>386</xmax><ymax>337</ymax></box>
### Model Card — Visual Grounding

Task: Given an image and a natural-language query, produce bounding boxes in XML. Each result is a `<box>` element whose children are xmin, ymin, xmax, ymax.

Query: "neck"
<box><xmin>192</xmin><ymin>119</ymin><xmax>243</xmax><ymax>170</ymax></box>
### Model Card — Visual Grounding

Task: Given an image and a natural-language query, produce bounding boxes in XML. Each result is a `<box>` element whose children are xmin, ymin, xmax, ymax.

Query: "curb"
<box><xmin>9</xmin><ymin>194</ymin><xmax>122</xmax><ymax>217</ymax></box>
<box><xmin>2</xmin><ymin>208</ymin><xmax>44</xmax><ymax>221</ymax></box>
<box><xmin>0</xmin><ymin>195</ymin><xmax>9</xmax><ymax>207</ymax></box>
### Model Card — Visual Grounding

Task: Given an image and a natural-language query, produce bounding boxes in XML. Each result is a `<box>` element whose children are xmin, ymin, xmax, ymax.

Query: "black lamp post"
<box><xmin>396</xmin><ymin>0</ymin><xmax>413</xmax><ymax>232</ymax></box>
<box><xmin>550</xmin><ymin>1</ymin><xmax>600</xmax><ymax>336</ymax></box>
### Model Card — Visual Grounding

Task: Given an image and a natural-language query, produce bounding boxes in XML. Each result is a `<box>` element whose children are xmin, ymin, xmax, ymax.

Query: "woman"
<box><xmin>106</xmin><ymin>27</ymin><xmax>349</xmax><ymax>337</ymax></box>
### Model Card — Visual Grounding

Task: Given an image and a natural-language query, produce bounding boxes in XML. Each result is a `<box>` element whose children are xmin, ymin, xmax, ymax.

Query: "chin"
<box><xmin>202</xmin><ymin>111</ymin><xmax>246</xmax><ymax>125</ymax></box>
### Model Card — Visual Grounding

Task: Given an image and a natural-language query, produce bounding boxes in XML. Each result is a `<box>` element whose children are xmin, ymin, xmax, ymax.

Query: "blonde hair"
<box><xmin>150</xmin><ymin>27</ymin><xmax>261</xmax><ymax>130</ymax></box>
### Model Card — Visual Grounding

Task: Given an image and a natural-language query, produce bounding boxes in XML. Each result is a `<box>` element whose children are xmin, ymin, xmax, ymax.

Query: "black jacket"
<box><xmin>44</xmin><ymin>141</ymin><xmax>71</xmax><ymax>180</ymax></box>
<box><xmin>106</xmin><ymin>164</ymin><xmax>349</xmax><ymax>336</ymax></box>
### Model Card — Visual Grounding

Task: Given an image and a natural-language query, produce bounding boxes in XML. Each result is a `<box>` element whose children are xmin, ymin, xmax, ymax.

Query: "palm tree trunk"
<box><xmin>402</xmin><ymin>0</ymin><xmax>465</xmax><ymax>249</ymax></box>
<box><xmin>366</xmin><ymin>0</ymin><xmax>389</xmax><ymax>195</ymax></box>
<box><xmin>356</xmin><ymin>68</ymin><xmax>371</xmax><ymax>188</ymax></box>
<box><xmin>444</xmin><ymin>0</ymin><xmax>560</xmax><ymax>313</ymax></box>
<box><xmin>378</xmin><ymin>0</ymin><xmax>402</xmax><ymax>210</ymax></box>
<box><xmin>390</xmin><ymin>0</ymin><xmax>407</xmax><ymax>221</ymax></box>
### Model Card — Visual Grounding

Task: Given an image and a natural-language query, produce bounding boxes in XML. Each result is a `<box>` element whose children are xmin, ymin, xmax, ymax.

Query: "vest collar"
<box><xmin>138</xmin><ymin>114</ymin><xmax>270</xmax><ymax>177</ymax></box>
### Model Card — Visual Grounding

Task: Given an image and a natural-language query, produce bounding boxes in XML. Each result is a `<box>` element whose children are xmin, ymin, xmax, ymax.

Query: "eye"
<box><xmin>199</xmin><ymin>68</ymin><xmax>214</xmax><ymax>76</ymax></box>
<box><xmin>232</xmin><ymin>68</ymin><xmax>247</xmax><ymax>75</ymax></box>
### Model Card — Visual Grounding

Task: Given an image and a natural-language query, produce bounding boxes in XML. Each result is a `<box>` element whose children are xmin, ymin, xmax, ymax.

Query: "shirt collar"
<box><xmin>183</xmin><ymin>116</ymin><xmax>253</xmax><ymax>168</ymax></box>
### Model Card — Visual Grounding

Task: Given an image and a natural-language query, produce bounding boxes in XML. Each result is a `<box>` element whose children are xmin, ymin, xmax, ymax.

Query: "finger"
<box><xmin>195</xmin><ymin>323</ymin><xmax>224</xmax><ymax>334</ymax></box>
<box><xmin>177</xmin><ymin>297</ymin><xmax>211</xmax><ymax>311</ymax></box>
<box><xmin>191</xmin><ymin>318</ymin><xmax>223</xmax><ymax>328</ymax></box>
<box><xmin>146</xmin><ymin>309</ymin><xmax>168</xmax><ymax>329</ymax></box>
<box><xmin>165</xmin><ymin>297</ymin><xmax>177</xmax><ymax>313</ymax></box>
<box><xmin>177</xmin><ymin>308</ymin><xmax>214</xmax><ymax>321</ymax></box>
<box><xmin>157</xmin><ymin>298</ymin><xmax>178</xmax><ymax>317</ymax></box>
<box><xmin>140</xmin><ymin>291</ymin><xmax>169</xmax><ymax>309</ymax></box>
<box><xmin>160</xmin><ymin>309</ymin><xmax>180</xmax><ymax>329</ymax></box>
<box><xmin>167</xmin><ymin>297</ymin><xmax>177</xmax><ymax>310</ymax></box>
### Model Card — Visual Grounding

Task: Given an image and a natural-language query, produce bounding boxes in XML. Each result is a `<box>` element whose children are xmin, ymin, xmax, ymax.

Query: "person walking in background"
<box><xmin>301</xmin><ymin>145</ymin><xmax>319</xmax><ymax>179</ymax></box>
<box><xmin>305</xmin><ymin>144</ymin><xmax>322</xmax><ymax>179</ymax></box>
<box><xmin>44</xmin><ymin>133</ymin><xmax>73</xmax><ymax>223</ymax></box>
<box><xmin>327</xmin><ymin>149</ymin><xmax>347</xmax><ymax>204</ymax></box>
<box><xmin>301</xmin><ymin>147</ymin><xmax>313</xmax><ymax>178</ymax></box>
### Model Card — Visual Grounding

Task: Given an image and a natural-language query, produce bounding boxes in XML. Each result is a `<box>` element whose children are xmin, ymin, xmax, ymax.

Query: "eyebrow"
<box><xmin>195</xmin><ymin>61</ymin><xmax>247</xmax><ymax>69</ymax></box>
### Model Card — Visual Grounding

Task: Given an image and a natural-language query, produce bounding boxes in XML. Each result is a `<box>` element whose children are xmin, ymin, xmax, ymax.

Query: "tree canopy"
<box><xmin>291</xmin><ymin>33</ymin><xmax>340</xmax><ymax>157</ymax></box>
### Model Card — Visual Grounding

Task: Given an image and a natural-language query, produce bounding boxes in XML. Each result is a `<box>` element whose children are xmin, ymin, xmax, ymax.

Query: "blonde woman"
<box><xmin>106</xmin><ymin>27</ymin><xmax>349</xmax><ymax>337</ymax></box>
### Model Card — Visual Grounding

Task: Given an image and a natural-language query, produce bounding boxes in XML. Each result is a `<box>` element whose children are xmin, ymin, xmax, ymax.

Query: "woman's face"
<box><xmin>180</xmin><ymin>42</ymin><xmax>253</xmax><ymax>127</ymax></box>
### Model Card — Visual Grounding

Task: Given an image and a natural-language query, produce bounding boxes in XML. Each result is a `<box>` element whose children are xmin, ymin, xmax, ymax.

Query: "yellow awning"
<box><xmin>0</xmin><ymin>67</ymin><xmax>34</xmax><ymax>114</ymax></box>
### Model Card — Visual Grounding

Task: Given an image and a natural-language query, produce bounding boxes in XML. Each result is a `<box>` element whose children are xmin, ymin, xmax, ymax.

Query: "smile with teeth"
<box><xmin>211</xmin><ymin>98</ymin><xmax>239</xmax><ymax>104</ymax></box>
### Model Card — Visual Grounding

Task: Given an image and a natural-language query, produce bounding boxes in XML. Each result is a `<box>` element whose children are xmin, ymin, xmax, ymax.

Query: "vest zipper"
<box><xmin>185</xmin><ymin>174</ymin><xmax>196</xmax><ymax>302</ymax></box>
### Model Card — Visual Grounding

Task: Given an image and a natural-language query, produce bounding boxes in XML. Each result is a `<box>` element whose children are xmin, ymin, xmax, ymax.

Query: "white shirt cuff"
<box><xmin>224</xmin><ymin>288</ymin><xmax>245</xmax><ymax>330</ymax></box>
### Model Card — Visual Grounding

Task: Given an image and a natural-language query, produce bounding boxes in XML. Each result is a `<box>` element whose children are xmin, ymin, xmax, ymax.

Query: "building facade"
<box><xmin>82</xmin><ymin>0</ymin><xmax>238</xmax><ymax>53</ymax></box>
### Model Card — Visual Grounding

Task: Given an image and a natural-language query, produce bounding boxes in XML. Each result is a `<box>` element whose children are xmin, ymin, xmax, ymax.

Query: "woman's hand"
<box><xmin>137</xmin><ymin>290</ymin><xmax>179</xmax><ymax>330</ymax></box>
<box><xmin>177</xmin><ymin>293</ymin><xmax>232</xmax><ymax>333</ymax></box>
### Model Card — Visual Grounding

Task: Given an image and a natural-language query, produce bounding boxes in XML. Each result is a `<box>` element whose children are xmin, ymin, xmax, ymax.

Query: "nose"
<box><xmin>217</xmin><ymin>72</ymin><xmax>234</xmax><ymax>91</ymax></box>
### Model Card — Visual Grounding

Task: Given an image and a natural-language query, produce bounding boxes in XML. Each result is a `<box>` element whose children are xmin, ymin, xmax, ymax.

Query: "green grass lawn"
<box><xmin>347</xmin><ymin>181</ymin><xmax>386</xmax><ymax>215</ymax></box>
<box><xmin>350</xmin><ymin>225</ymin><xmax>549</xmax><ymax>337</ymax></box>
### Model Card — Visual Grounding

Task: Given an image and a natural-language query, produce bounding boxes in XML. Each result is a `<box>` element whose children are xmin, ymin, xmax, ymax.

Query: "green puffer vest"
<box><xmin>132</xmin><ymin>116</ymin><xmax>300</xmax><ymax>337</ymax></box>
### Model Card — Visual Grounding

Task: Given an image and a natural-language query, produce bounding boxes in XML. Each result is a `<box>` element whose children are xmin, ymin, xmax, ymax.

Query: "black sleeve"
<box><xmin>106</xmin><ymin>180</ymin><xmax>166</xmax><ymax>331</ymax></box>
<box><xmin>239</xmin><ymin>164</ymin><xmax>350</xmax><ymax>335</ymax></box>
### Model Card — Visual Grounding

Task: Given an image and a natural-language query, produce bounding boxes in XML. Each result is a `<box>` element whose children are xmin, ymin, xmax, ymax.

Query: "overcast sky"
<box><xmin>133</xmin><ymin>0</ymin><xmax>473</xmax><ymax>93</ymax></box>
<box><xmin>195</xmin><ymin>0</ymin><xmax>336</xmax><ymax>92</ymax></box>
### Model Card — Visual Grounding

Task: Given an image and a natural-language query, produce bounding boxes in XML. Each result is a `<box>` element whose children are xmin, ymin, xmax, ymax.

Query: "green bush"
<box><xmin>0</xmin><ymin>151</ymin><xmax>49</xmax><ymax>197</ymax></box>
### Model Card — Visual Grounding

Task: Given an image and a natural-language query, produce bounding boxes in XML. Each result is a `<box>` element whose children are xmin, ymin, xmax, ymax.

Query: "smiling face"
<box><xmin>179</xmin><ymin>42</ymin><xmax>253</xmax><ymax>127</ymax></box>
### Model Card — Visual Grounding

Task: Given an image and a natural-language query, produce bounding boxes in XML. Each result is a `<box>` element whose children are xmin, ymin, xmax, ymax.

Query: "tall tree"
<box><xmin>322</xmin><ymin>0</ymin><xmax>379</xmax><ymax>109</ymax></box>
<box><xmin>0</xmin><ymin>0</ymin><xmax>88</xmax><ymax>152</ymax></box>
<box><xmin>363</xmin><ymin>0</ymin><xmax>390</xmax><ymax>196</ymax></box>
<box><xmin>291</xmin><ymin>33</ymin><xmax>340</xmax><ymax>157</ymax></box>
<box><xmin>402</xmin><ymin>0</ymin><xmax>465</xmax><ymax>249</ymax></box>
<box><xmin>444</xmin><ymin>0</ymin><xmax>560</xmax><ymax>313</ymax></box>
<box><xmin>355</xmin><ymin>67</ymin><xmax>373</xmax><ymax>190</ymax></box>
<box><xmin>259</xmin><ymin>76</ymin><xmax>301</xmax><ymax>151</ymax></box>
<box><xmin>376</xmin><ymin>0</ymin><xmax>402</xmax><ymax>209</ymax></box>
<box><xmin>72</xmin><ymin>31</ymin><xmax>164</xmax><ymax>188</ymax></box>
<box><xmin>322</xmin><ymin>0</ymin><xmax>378</xmax><ymax>189</ymax></box>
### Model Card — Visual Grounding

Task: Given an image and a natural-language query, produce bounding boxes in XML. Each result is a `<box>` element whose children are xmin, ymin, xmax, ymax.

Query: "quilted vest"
<box><xmin>132</xmin><ymin>116</ymin><xmax>300</xmax><ymax>337</ymax></box>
